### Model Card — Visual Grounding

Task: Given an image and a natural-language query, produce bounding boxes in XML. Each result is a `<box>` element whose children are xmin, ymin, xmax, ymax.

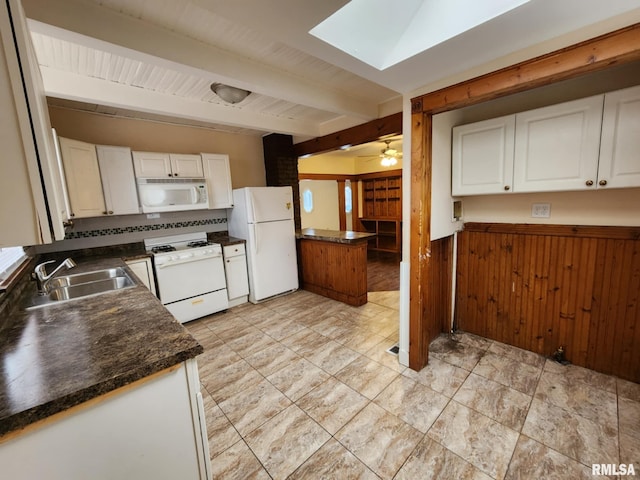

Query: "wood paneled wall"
<box><xmin>456</xmin><ymin>223</ymin><xmax>640</xmax><ymax>382</ymax></box>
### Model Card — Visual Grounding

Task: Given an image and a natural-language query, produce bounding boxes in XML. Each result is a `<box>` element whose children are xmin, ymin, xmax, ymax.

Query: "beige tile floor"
<box><xmin>186</xmin><ymin>290</ymin><xmax>640</xmax><ymax>480</ymax></box>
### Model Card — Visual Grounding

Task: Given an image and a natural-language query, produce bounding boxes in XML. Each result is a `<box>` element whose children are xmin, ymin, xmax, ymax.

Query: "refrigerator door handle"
<box><xmin>249</xmin><ymin>191</ymin><xmax>257</xmax><ymax>224</ymax></box>
<box><xmin>254</xmin><ymin>225</ymin><xmax>259</xmax><ymax>255</ymax></box>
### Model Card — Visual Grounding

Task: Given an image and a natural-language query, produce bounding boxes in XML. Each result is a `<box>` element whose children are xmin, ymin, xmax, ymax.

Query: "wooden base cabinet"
<box><xmin>0</xmin><ymin>359</ymin><xmax>211</xmax><ymax>480</ymax></box>
<box><xmin>298</xmin><ymin>238</ymin><xmax>368</xmax><ymax>306</ymax></box>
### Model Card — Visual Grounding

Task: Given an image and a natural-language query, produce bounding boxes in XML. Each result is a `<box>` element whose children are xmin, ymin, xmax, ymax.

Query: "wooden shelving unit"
<box><xmin>359</xmin><ymin>171</ymin><xmax>402</xmax><ymax>253</ymax></box>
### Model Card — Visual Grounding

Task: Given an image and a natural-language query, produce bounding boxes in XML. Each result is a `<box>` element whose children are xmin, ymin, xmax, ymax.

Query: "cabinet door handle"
<box><xmin>108</xmin><ymin>210</ymin><xmax>114</xmax><ymax>215</ymax></box>
<box><xmin>599</xmin><ymin>179</ymin><xmax>607</xmax><ymax>186</ymax></box>
<box><xmin>504</xmin><ymin>185</ymin><xmax>510</xmax><ymax>191</ymax></box>
<box><xmin>586</xmin><ymin>180</ymin><xmax>594</xmax><ymax>186</ymax></box>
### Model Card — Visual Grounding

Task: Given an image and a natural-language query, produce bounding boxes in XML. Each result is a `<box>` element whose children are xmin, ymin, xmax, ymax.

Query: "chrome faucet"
<box><xmin>34</xmin><ymin>258</ymin><xmax>76</xmax><ymax>295</ymax></box>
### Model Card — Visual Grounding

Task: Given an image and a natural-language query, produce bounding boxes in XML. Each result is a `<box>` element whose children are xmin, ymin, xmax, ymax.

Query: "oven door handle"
<box><xmin>157</xmin><ymin>254</ymin><xmax>222</xmax><ymax>269</ymax></box>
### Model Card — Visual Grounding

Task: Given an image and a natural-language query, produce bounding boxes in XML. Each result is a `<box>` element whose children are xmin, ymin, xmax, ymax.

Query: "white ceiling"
<box><xmin>22</xmin><ymin>0</ymin><xmax>640</xmax><ymax>144</ymax></box>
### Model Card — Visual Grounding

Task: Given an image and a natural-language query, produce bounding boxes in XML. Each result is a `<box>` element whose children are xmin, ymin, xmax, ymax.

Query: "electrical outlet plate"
<box><xmin>531</xmin><ymin>203</ymin><xmax>551</xmax><ymax>218</ymax></box>
<box><xmin>146</xmin><ymin>213</ymin><xmax>160</xmax><ymax>219</ymax></box>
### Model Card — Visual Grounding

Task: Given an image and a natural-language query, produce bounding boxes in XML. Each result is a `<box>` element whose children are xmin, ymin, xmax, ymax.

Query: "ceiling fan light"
<box><xmin>210</xmin><ymin>83</ymin><xmax>251</xmax><ymax>104</ymax></box>
<box><xmin>380</xmin><ymin>156</ymin><xmax>397</xmax><ymax>167</ymax></box>
<box><xmin>383</xmin><ymin>147</ymin><xmax>398</xmax><ymax>156</ymax></box>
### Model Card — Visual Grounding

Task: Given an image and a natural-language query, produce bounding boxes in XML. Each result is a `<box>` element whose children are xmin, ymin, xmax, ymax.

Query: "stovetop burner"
<box><xmin>151</xmin><ymin>245</ymin><xmax>176</xmax><ymax>253</ymax></box>
<box><xmin>187</xmin><ymin>240</ymin><xmax>210</xmax><ymax>248</ymax></box>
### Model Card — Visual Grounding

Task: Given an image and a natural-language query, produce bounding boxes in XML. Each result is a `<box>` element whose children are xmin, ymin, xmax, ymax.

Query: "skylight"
<box><xmin>310</xmin><ymin>0</ymin><xmax>531</xmax><ymax>70</ymax></box>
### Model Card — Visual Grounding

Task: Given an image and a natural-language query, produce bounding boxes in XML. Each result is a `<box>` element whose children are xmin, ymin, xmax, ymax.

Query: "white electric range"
<box><xmin>144</xmin><ymin>232</ymin><xmax>228</xmax><ymax>323</ymax></box>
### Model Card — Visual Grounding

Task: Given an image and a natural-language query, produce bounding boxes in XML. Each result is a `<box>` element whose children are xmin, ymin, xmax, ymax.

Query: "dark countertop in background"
<box><xmin>0</xmin><ymin>256</ymin><xmax>202</xmax><ymax>437</ymax></box>
<box><xmin>296</xmin><ymin>228</ymin><xmax>376</xmax><ymax>244</ymax></box>
<box><xmin>209</xmin><ymin>233</ymin><xmax>245</xmax><ymax>246</ymax></box>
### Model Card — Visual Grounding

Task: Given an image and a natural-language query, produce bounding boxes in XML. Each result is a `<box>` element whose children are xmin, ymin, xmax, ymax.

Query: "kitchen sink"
<box><xmin>27</xmin><ymin>268</ymin><xmax>136</xmax><ymax>309</ymax></box>
<box><xmin>47</xmin><ymin>276</ymin><xmax>134</xmax><ymax>301</ymax></box>
<box><xmin>48</xmin><ymin>267</ymin><xmax>130</xmax><ymax>289</ymax></box>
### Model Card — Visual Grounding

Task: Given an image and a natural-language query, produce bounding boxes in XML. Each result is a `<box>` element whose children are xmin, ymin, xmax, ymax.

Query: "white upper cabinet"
<box><xmin>0</xmin><ymin>0</ymin><xmax>67</xmax><ymax>246</ymax></box>
<box><xmin>96</xmin><ymin>145</ymin><xmax>140</xmax><ymax>215</ymax></box>
<box><xmin>452</xmin><ymin>115</ymin><xmax>515</xmax><ymax>195</ymax></box>
<box><xmin>201</xmin><ymin>153</ymin><xmax>233</xmax><ymax>209</ymax></box>
<box><xmin>59</xmin><ymin>137</ymin><xmax>106</xmax><ymax>218</ymax></box>
<box><xmin>451</xmin><ymin>89</ymin><xmax>640</xmax><ymax>195</ymax></box>
<box><xmin>513</xmin><ymin>95</ymin><xmax>604</xmax><ymax>192</ymax></box>
<box><xmin>132</xmin><ymin>151</ymin><xmax>173</xmax><ymax>178</ymax></box>
<box><xmin>132</xmin><ymin>152</ymin><xmax>204</xmax><ymax>178</ymax></box>
<box><xmin>598</xmin><ymin>84</ymin><xmax>640</xmax><ymax>189</ymax></box>
<box><xmin>170</xmin><ymin>154</ymin><xmax>204</xmax><ymax>178</ymax></box>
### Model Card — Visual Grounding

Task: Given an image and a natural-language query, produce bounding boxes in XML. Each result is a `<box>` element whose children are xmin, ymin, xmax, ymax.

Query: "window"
<box><xmin>0</xmin><ymin>246</ymin><xmax>28</xmax><ymax>288</ymax></box>
<box><xmin>345</xmin><ymin>182</ymin><xmax>352</xmax><ymax>214</ymax></box>
<box><xmin>302</xmin><ymin>188</ymin><xmax>313</xmax><ymax>213</ymax></box>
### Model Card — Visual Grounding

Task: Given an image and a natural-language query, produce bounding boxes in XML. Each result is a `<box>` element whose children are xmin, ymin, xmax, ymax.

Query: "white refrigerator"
<box><xmin>228</xmin><ymin>186</ymin><xmax>299</xmax><ymax>303</ymax></box>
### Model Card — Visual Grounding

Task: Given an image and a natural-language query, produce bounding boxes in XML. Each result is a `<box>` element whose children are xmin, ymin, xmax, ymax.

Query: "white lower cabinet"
<box><xmin>0</xmin><ymin>359</ymin><xmax>211</xmax><ymax>480</ymax></box>
<box><xmin>126</xmin><ymin>257</ymin><xmax>157</xmax><ymax>297</ymax></box>
<box><xmin>223</xmin><ymin>243</ymin><xmax>249</xmax><ymax>307</ymax></box>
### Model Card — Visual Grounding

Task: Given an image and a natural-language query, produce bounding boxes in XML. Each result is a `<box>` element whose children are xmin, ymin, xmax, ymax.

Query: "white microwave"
<box><xmin>137</xmin><ymin>178</ymin><xmax>209</xmax><ymax>213</ymax></box>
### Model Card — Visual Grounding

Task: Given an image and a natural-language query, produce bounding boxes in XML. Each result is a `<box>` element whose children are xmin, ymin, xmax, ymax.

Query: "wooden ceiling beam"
<box><xmin>413</xmin><ymin>23</ymin><xmax>640</xmax><ymax>115</ymax></box>
<box><xmin>293</xmin><ymin>112</ymin><xmax>402</xmax><ymax>157</ymax></box>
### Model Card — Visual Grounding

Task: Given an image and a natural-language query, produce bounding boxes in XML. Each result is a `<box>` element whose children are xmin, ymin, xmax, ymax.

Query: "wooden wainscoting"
<box><xmin>455</xmin><ymin>223</ymin><xmax>640</xmax><ymax>382</ymax></box>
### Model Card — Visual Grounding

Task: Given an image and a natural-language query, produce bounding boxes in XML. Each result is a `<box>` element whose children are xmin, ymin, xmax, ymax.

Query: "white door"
<box><xmin>452</xmin><ymin>115</ymin><xmax>515</xmax><ymax>195</ymax></box>
<box><xmin>598</xmin><ymin>85</ymin><xmax>640</xmax><ymax>189</ymax></box>
<box><xmin>246</xmin><ymin>187</ymin><xmax>294</xmax><ymax>223</ymax></box>
<box><xmin>513</xmin><ymin>95</ymin><xmax>604</xmax><ymax>192</ymax></box>
<box><xmin>247</xmin><ymin>219</ymin><xmax>298</xmax><ymax>302</ymax></box>
<box><xmin>96</xmin><ymin>145</ymin><xmax>140</xmax><ymax>215</ymax></box>
<box><xmin>59</xmin><ymin>137</ymin><xmax>106</xmax><ymax>218</ymax></box>
<box><xmin>202</xmin><ymin>153</ymin><xmax>233</xmax><ymax>208</ymax></box>
<box><xmin>170</xmin><ymin>154</ymin><xmax>204</xmax><ymax>178</ymax></box>
<box><xmin>132</xmin><ymin>151</ymin><xmax>172</xmax><ymax>178</ymax></box>
<box><xmin>126</xmin><ymin>258</ymin><xmax>157</xmax><ymax>296</ymax></box>
<box><xmin>224</xmin><ymin>255</ymin><xmax>249</xmax><ymax>299</ymax></box>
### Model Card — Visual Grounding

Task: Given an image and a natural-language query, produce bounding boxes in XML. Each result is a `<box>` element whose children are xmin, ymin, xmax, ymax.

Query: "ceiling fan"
<box><xmin>380</xmin><ymin>140</ymin><xmax>402</xmax><ymax>166</ymax></box>
<box><xmin>357</xmin><ymin>139</ymin><xmax>403</xmax><ymax>167</ymax></box>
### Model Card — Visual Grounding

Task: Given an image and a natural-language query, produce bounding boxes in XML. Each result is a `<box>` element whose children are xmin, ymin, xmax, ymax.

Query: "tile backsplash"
<box><xmin>32</xmin><ymin>209</ymin><xmax>229</xmax><ymax>254</ymax></box>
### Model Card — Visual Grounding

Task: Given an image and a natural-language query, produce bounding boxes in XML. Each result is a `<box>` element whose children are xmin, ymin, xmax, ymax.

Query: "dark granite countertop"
<box><xmin>209</xmin><ymin>233</ymin><xmax>245</xmax><ymax>246</ymax></box>
<box><xmin>296</xmin><ymin>228</ymin><xmax>376</xmax><ymax>244</ymax></box>
<box><xmin>0</xmin><ymin>256</ymin><xmax>202</xmax><ymax>437</ymax></box>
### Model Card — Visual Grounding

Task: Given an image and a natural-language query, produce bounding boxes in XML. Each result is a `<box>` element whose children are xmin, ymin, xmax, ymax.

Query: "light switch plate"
<box><xmin>531</xmin><ymin>203</ymin><xmax>551</xmax><ymax>218</ymax></box>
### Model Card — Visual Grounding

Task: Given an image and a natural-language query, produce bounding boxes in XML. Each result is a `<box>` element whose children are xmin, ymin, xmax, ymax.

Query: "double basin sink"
<box><xmin>29</xmin><ymin>267</ymin><xmax>135</xmax><ymax>309</ymax></box>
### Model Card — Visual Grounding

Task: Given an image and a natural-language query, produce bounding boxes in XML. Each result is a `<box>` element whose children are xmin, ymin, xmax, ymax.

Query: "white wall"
<box><xmin>432</xmin><ymin>111</ymin><xmax>464</xmax><ymax>240</ymax></box>
<box><xmin>49</xmin><ymin>106</ymin><xmax>266</xmax><ymax>188</ymax></box>
<box><xmin>461</xmin><ymin>188</ymin><xmax>640</xmax><ymax>226</ymax></box>
<box><xmin>299</xmin><ymin>180</ymin><xmax>340</xmax><ymax>230</ymax></box>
